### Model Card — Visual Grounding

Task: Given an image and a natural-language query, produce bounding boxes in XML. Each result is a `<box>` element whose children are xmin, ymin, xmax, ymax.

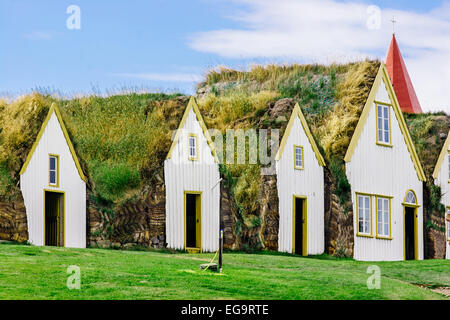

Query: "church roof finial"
<box><xmin>391</xmin><ymin>16</ymin><xmax>397</xmax><ymax>35</ymax></box>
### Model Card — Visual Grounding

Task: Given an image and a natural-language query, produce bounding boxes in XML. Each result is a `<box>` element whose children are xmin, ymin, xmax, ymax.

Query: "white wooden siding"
<box><xmin>276</xmin><ymin>116</ymin><xmax>324</xmax><ymax>255</ymax></box>
<box><xmin>20</xmin><ymin>112</ymin><xmax>86</xmax><ymax>248</ymax></box>
<box><xmin>346</xmin><ymin>78</ymin><xmax>424</xmax><ymax>261</ymax></box>
<box><xmin>164</xmin><ymin>108</ymin><xmax>220</xmax><ymax>252</ymax></box>
<box><xmin>434</xmin><ymin>142</ymin><xmax>450</xmax><ymax>259</ymax></box>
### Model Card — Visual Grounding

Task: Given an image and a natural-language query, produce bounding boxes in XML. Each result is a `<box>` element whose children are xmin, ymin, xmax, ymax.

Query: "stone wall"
<box><xmin>425</xmin><ymin>213</ymin><xmax>446</xmax><ymax>259</ymax></box>
<box><xmin>0</xmin><ymin>194</ymin><xmax>28</xmax><ymax>243</ymax></box>
<box><xmin>324</xmin><ymin>169</ymin><xmax>354</xmax><ymax>257</ymax></box>
<box><xmin>220</xmin><ymin>181</ymin><xmax>239</xmax><ymax>250</ymax></box>
<box><xmin>260</xmin><ymin>175</ymin><xmax>279</xmax><ymax>251</ymax></box>
<box><xmin>88</xmin><ymin>184</ymin><xmax>166</xmax><ymax>249</ymax></box>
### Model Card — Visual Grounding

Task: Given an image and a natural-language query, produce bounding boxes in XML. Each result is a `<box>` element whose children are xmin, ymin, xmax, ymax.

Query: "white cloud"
<box><xmin>189</xmin><ymin>0</ymin><xmax>450</xmax><ymax>112</ymax></box>
<box><xmin>113</xmin><ymin>72</ymin><xmax>202</xmax><ymax>83</ymax></box>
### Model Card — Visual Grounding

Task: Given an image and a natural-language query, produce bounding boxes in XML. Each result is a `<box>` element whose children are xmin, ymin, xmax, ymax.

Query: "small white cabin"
<box><xmin>164</xmin><ymin>97</ymin><xmax>220</xmax><ymax>253</ymax></box>
<box><xmin>275</xmin><ymin>103</ymin><xmax>326</xmax><ymax>256</ymax></box>
<box><xmin>433</xmin><ymin>131</ymin><xmax>450</xmax><ymax>259</ymax></box>
<box><xmin>20</xmin><ymin>104</ymin><xmax>87</xmax><ymax>248</ymax></box>
<box><xmin>345</xmin><ymin>63</ymin><xmax>426</xmax><ymax>261</ymax></box>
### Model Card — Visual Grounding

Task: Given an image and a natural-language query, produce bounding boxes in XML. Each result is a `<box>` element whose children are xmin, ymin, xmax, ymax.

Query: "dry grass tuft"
<box><xmin>314</xmin><ymin>60</ymin><xmax>380</xmax><ymax>160</ymax></box>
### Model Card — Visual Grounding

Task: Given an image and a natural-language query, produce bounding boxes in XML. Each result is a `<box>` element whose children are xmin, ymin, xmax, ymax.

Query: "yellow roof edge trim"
<box><xmin>19</xmin><ymin>103</ymin><xmax>87</xmax><ymax>183</ymax></box>
<box><xmin>275</xmin><ymin>103</ymin><xmax>326</xmax><ymax>166</ymax></box>
<box><xmin>344</xmin><ymin>63</ymin><xmax>426</xmax><ymax>182</ymax></box>
<box><xmin>432</xmin><ymin>130</ymin><xmax>450</xmax><ymax>179</ymax></box>
<box><xmin>344</xmin><ymin>65</ymin><xmax>383</xmax><ymax>162</ymax></box>
<box><xmin>166</xmin><ymin>96</ymin><xmax>219</xmax><ymax>163</ymax></box>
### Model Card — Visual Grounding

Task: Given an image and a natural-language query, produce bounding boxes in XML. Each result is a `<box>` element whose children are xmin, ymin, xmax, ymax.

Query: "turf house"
<box><xmin>275</xmin><ymin>103</ymin><xmax>326</xmax><ymax>256</ymax></box>
<box><xmin>164</xmin><ymin>97</ymin><xmax>221</xmax><ymax>253</ymax></box>
<box><xmin>20</xmin><ymin>104</ymin><xmax>87</xmax><ymax>248</ymax></box>
<box><xmin>0</xmin><ymin>37</ymin><xmax>448</xmax><ymax>260</ymax></box>
<box><xmin>433</xmin><ymin>131</ymin><xmax>450</xmax><ymax>259</ymax></box>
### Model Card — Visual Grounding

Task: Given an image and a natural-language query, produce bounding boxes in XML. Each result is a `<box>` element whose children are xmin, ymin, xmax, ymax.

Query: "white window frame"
<box><xmin>447</xmin><ymin>208</ymin><xmax>450</xmax><ymax>241</ymax></box>
<box><xmin>447</xmin><ymin>153</ymin><xmax>450</xmax><ymax>182</ymax></box>
<box><xmin>294</xmin><ymin>145</ymin><xmax>304</xmax><ymax>170</ymax></box>
<box><xmin>376</xmin><ymin>196</ymin><xmax>391</xmax><ymax>239</ymax></box>
<box><xmin>49</xmin><ymin>154</ymin><xmax>59</xmax><ymax>187</ymax></box>
<box><xmin>188</xmin><ymin>134</ymin><xmax>198</xmax><ymax>161</ymax></box>
<box><xmin>376</xmin><ymin>103</ymin><xmax>391</xmax><ymax>146</ymax></box>
<box><xmin>357</xmin><ymin>194</ymin><xmax>372</xmax><ymax>237</ymax></box>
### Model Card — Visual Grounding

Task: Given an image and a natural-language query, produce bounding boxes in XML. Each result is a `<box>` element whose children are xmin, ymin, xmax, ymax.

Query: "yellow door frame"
<box><xmin>43</xmin><ymin>189</ymin><xmax>65</xmax><ymax>247</ymax></box>
<box><xmin>402</xmin><ymin>204</ymin><xmax>419</xmax><ymax>261</ymax></box>
<box><xmin>184</xmin><ymin>191</ymin><xmax>202</xmax><ymax>252</ymax></box>
<box><xmin>292</xmin><ymin>195</ymin><xmax>307</xmax><ymax>256</ymax></box>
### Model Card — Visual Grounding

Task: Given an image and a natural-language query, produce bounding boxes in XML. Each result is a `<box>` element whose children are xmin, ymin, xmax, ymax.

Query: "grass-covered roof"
<box><xmin>0</xmin><ymin>60</ymin><xmax>448</xmax><ymax>228</ymax></box>
<box><xmin>0</xmin><ymin>93</ymin><xmax>188</xmax><ymax>203</ymax></box>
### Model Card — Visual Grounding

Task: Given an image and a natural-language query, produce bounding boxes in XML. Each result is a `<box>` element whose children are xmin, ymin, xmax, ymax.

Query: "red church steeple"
<box><xmin>385</xmin><ymin>34</ymin><xmax>423</xmax><ymax>114</ymax></box>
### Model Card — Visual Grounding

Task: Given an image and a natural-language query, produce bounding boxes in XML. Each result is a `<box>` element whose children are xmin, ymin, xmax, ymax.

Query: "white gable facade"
<box><xmin>433</xmin><ymin>133</ymin><xmax>450</xmax><ymax>259</ymax></box>
<box><xmin>20</xmin><ymin>106</ymin><xmax>86</xmax><ymax>248</ymax></box>
<box><xmin>345</xmin><ymin>65</ymin><xmax>425</xmax><ymax>261</ymax></box>
<box><xmin>276</xmin><ymin>105</ymin><xmax>325</xmax><ymax>255</ymax></box>
<box><xmin>164</xmin><ymin>99</ymin><xmax>220</xmax><ymax>252</ymax></box>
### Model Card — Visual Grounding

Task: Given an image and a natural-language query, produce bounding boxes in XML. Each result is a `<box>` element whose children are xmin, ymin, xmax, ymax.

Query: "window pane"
<box><xmin>50</xmin><ymin>171</ymin><xmax>56</xmax><ymax>184</ymax></box>
<box><xmin>50</xmin><ymin>157</ymin><xmax>56</xmax><ymax>170</ymax></box>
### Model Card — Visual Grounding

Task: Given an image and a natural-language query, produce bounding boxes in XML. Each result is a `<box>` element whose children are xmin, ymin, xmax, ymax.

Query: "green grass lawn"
<box><xmin>0</xmin><ymin>243</ymin><xmax>448</xmax><ymax>300</ymax></box>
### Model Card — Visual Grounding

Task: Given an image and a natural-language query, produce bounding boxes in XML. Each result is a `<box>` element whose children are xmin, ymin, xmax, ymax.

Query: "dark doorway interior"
<box><xmin>45</xmin><ymin>191</ymin><xmax>64</xmax><ymax>246</ymax></box>
<box><xmin>404</xmin><ymin>207</ymin><xmax>416</xmax><ymax>260</ymax></box>
<box><xmin>294</xmin><ymin>198</ymin><xmax>304</xmax><ymax>255</ymax></box>
<box><xmin>186</xmin><ymin>194</ymin><xmax>198</xmax><ymax>248</ymax></box>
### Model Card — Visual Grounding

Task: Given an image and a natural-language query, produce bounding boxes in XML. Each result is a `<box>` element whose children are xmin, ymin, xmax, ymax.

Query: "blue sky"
<box><xmin>0</xmin><ymin>0</ymin><xmax>449</xmax><ymax>111</ymax></box>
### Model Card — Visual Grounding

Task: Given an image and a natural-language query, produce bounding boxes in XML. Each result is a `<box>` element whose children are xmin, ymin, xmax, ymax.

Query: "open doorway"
<box><xmin>404</xmin><ymin>206</ymin><xmax>417</xmax><ymax>260</ymax></box>
<box><xmin>44</xmin><ymin>191</ymin><xmax>64</xmax><ymax>246</ymax></box>
<box><xmin>185</xmin><ymin>192</ymin><xmax>201</xmax><ymax>250</ymax></box>
<box><xmin>293</xmin><ymin>196</ymin><xmax>307</xmax><ymax>256</ymax></box>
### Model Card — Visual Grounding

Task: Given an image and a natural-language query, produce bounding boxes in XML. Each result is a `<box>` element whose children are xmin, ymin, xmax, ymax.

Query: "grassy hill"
<box><xmin>0</xmin><ymin>243</ymin><xmax>448</xmax><ymax>300</ymax></box>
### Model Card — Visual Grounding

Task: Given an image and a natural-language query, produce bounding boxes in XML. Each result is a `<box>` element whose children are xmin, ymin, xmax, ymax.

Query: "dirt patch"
<box><xmin>416</xmin><ymin>284</ymin><xmax>450</xmax><ymax>298</ymax></box>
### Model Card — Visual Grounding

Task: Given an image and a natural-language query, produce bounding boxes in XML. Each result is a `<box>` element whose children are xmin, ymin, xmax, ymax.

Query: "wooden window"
<box><xmin>448</xmin><ymin>153</ymin><xmax>450</xmax><ymax>182</ymax></box>
<box><xmin>377</xmin><ymin>104</ymin><xmax>391</xmax><ymax>145</ymax></box>
<box><xmin>294</xmin><ymin>146</ymin><xmax>304</xmax><ymax>170</ymax></box>
<box><xmin>49</xmin><ymin>155</ymin><xmax>59</xmax><ymax>187</ymax></box>
<box><xmin>376</xmin><ymin>197</ymin><xmax>391</xmax><ymax>238</ymax></box>
<box><xmin>357</xmin><ymin>194</ymin><xmax>372</xmax><ymax>236</ymax></box>
<box><xmin>188</xmin><ymin>134</ymin><xmax>198</xmax><ymax>161</ymax></box>
<box><xmin>447</xmin><ymin>208</ymin><xmax>450</xmax><ymax>241</ymax></box>
<box><xmin>405</xmin><ymin>191</ymin><xmax>416</xmax><ymax>205</ymax></box>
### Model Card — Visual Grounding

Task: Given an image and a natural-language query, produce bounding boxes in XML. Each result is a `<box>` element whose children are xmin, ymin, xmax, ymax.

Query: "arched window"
<box><xmin>405</xmin><ymin>191</ymin><xmax>417</xmax><ymax>204</ymax></box>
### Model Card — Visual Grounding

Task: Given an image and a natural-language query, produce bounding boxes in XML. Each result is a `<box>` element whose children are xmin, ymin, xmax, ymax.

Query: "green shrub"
<box><xmin>0</xmin><ymin>166</ymin><xmax>15</xmax><ymax>200</ymax></box>
<box><xmin>91</xmin><ymin>162</ymin><xmax>141</xmax><ymax>202</ymax></box>
<box><xmin>329</xmin><ymin>156</ymin><xmax>351</xmax><ymax>212</ymax></box>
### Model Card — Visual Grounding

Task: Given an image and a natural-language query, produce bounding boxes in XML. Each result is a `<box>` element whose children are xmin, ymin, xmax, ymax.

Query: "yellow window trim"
<box><xmin>402</xmin><ymin>189</ymin><xmax>420</xmax><ymax>207</ymax></box>
<box><xmin>43</xmin><ymin>189</ymin><xmax>65</xmax><ymax>247</ymax></box>
<box><xmin>293</xmin><ymin>145</ymin><xmax>304</xmax><ymax>170</ymax></box>
<box><xmin>48</xmin><ymin>154</ymin><xmax>60</xmax><ymax>188</ymax></box>
<box><xmin>19</xmin><ymin>103</ymin><xmax>86</xmax><ymax>183</ymax></box>
<box><xmin>344</xmin><ymin>63</ymin><xmax>426</xmax><ymax>182</ymax></box>
<box><xmin>292</xmin><ymin>195</ymin><xmax>307</xmax><ymax>256</ymax></box>
<box><xmin>375</xmin><ymin>194</ymin><xmax>392</xmax><ymax>240</ymax></box>
<box><xmin>355</xmin><ymin>192</ymin><xmax>373</xmax><ymax>238</ymax></box>
<box><xmin>276</xmin><ymin>103</ymin><xmax>325</xmax><ymax>167</ymax></box>
<box><xmin>184</xmin><ymin>191</ymin><xmax>202</xmax><ymax>252</ymax></box>
<box><xmin>188</xmin><ymin>134</ymin><xmax>199</xmax><ymax>161</ymax></box>
<box><xmin>166</xmin><ymin>97</ymin><xmax>219</xmax><ymax>163</ymax></box>
<box><xmin>375</xmin><ymin>101</ymin><xmax>393</xmax><ymax>147</ymax></box>
<box><xmin>446</xmin><ymin>207</ymin><xmax>450</xmax><ymax>241</ymax></box>
<box><xmin>432</xmin><ymin>132</ymin><xmax>450</xmax><ymax>179</ymax></box>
